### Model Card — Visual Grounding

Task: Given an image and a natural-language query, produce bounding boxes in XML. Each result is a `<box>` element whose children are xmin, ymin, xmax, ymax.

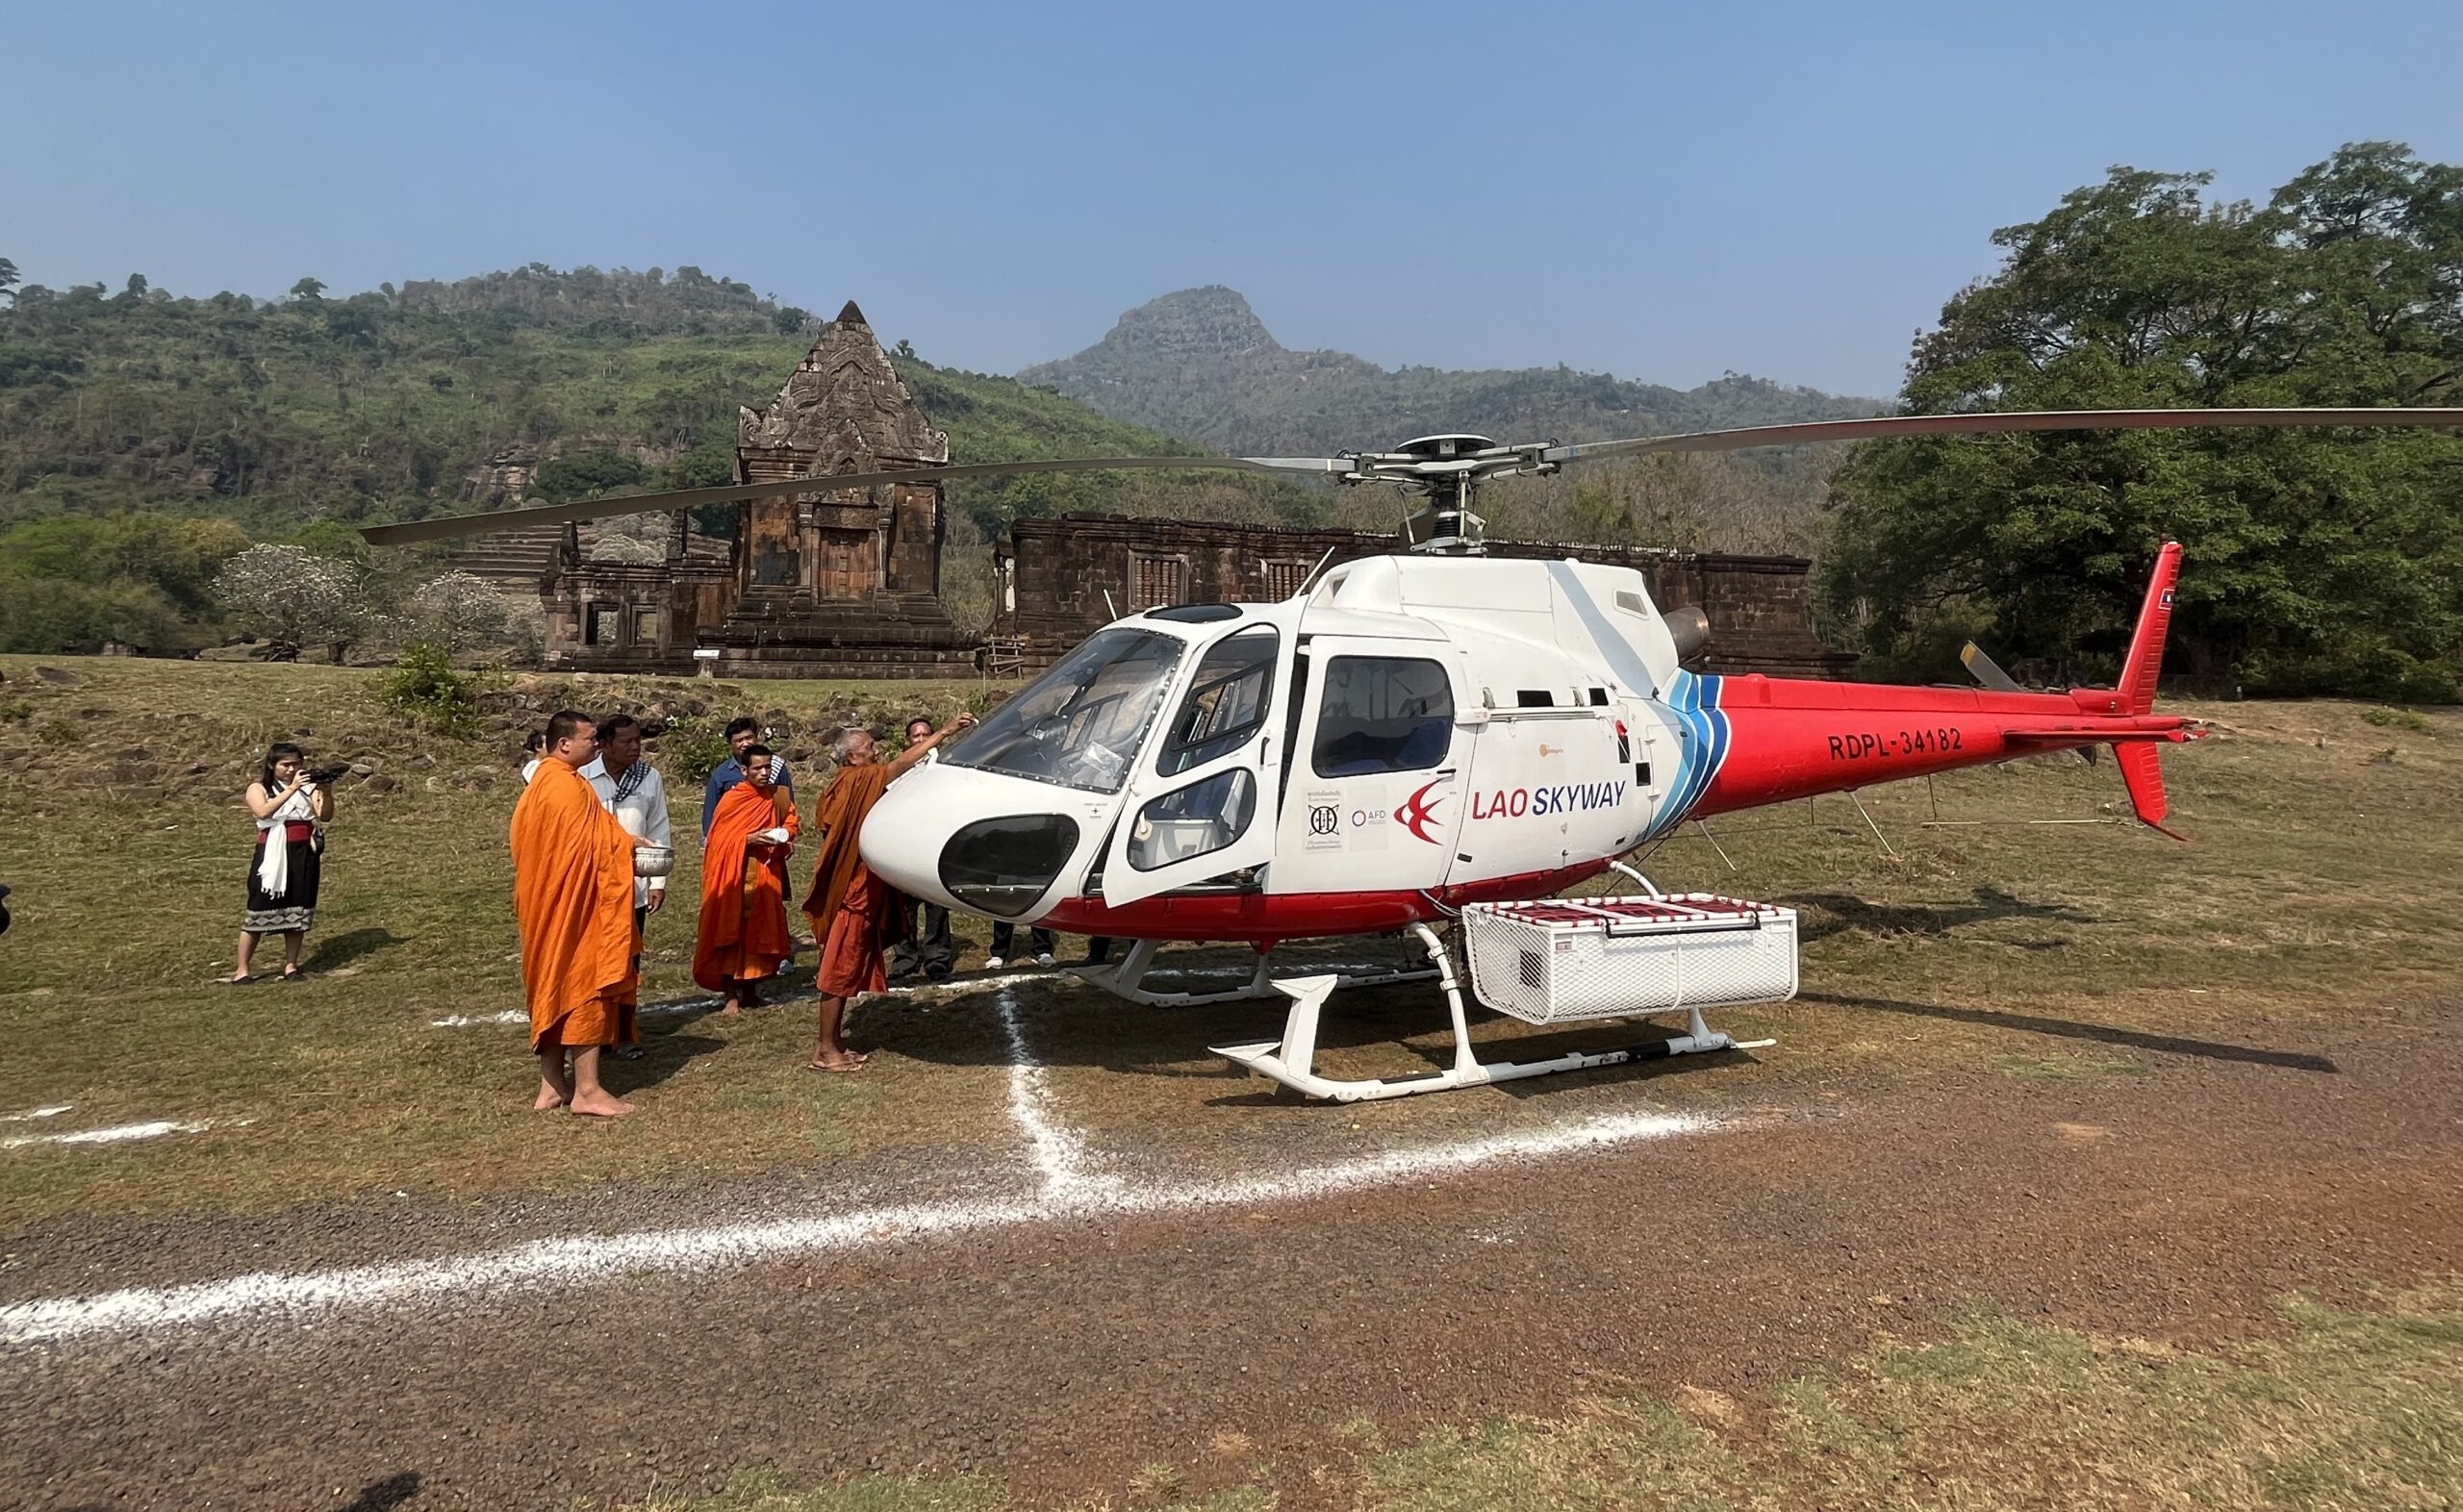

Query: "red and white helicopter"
<box><xmin>370</xmin><ymin>406</ymin><xmax>2462</xmax><ymax>1099</ymax></box>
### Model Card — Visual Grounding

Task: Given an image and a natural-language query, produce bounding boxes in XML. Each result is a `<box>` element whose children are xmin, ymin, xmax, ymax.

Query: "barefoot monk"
<box><xmin>694</xmin><ymin>744</ymin><xmax>800</xmax><ymax>1016</ymax></box>
<box><xmin>511</xmin><ymin>709</ymin><xmax>643</xmax><ymax>1118</ymax></box>
<box><xmin>802</xmin><ymin>714</ymin><xmax>972</xmax><ymax>1071</ymax></box>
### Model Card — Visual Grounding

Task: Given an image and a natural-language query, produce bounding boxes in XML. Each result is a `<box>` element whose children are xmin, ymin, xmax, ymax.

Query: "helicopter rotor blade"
<box><xmin>1538</xmin><ymin>407</ymin><xmax>2463</xmax><ymax>467</ymax></box>
<box><xmin>1959</xmin><ymin>641</ymin><xmax>2023</xmax><ymax>693</ymax></box>
<box><xmin>358</xmin><ymin>453</ymin><xmax>1354</xmax><ymax>546</ymax></box>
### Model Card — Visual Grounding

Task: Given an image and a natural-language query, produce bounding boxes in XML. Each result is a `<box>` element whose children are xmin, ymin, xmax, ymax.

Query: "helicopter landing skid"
<box><xmin>1211</xmin><ymin>922</ymin><xmax>1774</xmax><ymax>1102</ymax></box>
<box><xmin>1071</xmin><ymin>936</ymin><xmax>1436</xmax><ymax>1009</ymax></box>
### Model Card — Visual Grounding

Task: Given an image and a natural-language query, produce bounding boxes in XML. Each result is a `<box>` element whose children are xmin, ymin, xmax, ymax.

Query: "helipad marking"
<box><xmin>4</xmin><ymin>1120</ymin><xmax>214</xmax><ymax>1150</ymax></box>
<box><xmin>423</xmin><ymin>961</ymin><xmax>1412</xmax><ymax>1028</ymax></box>
<box><xmin>0</xmin><ymin>1111</ymin><xmax>1721</xmax><ymax>1345</ymax></box>
<box><xmin>995</xmin><ymin>985</ymin><xmax>1115</xmax><ymax>1198</ymax></box>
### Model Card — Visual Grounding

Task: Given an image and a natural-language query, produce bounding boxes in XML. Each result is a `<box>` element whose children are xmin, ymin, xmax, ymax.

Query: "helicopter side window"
<box><xmin>1155</xmin><ymin>626</ymin><xmax>1279</xmax><ymax>776</ymax></box>
<box><xmin>1126</xmin><ymin>769</ymin><xmax>1257</xmax><ymax>871</ymax></box>
<box><xmin>1311</xmin><ymin>656</ymin><xmax>1455</xmax><ymax>777</ymax></box>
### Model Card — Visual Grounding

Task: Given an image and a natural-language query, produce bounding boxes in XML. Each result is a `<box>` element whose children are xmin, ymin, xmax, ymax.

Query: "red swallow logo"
<box><xmin>1394</xmin><ymin>779</ymin><xmax>1447</xmax><ymax>844</ymax></box>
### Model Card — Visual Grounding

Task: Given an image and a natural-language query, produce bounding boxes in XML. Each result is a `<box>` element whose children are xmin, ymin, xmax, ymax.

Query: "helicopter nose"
<box><xmin>859</xmin><ymin>763</ymin><xmax>1092</xmax><ymax>921</ymax></box>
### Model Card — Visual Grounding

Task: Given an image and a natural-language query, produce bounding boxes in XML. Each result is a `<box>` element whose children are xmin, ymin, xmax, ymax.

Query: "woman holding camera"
<box><xmin>231</xmin><ymin>742</ymin><xmax>336</xmax><ymax>983</ymax></box>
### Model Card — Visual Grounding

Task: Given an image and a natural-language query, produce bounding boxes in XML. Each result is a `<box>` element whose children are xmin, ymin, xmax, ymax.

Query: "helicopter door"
<box><xmin>1099</xmin><ymin>614</ymin><xmax>1297</xmax><ymax>909</ymax></box>
<box><xmin>1272</xmin><ymin>642</ymin><xmax>1468</xmax><ymax>896</ymax></box>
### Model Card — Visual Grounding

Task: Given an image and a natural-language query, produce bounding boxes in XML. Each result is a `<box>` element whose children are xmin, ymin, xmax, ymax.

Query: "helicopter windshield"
<box><xmin>942</xmin><ymin>628</ymin><xmax>1185</xmax><ymax>794</ymax></box>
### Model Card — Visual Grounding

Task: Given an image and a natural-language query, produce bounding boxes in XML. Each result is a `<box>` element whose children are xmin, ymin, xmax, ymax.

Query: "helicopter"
<box><xmin>368</xmin><ymin>405</ymin><xmax>2463</xmax><ymax>1099</ymax></box>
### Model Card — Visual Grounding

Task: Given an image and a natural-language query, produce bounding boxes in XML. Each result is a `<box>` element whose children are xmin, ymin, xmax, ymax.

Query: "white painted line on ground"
<box><xmin>994</xmin><ymin>986</ymin><xmax>1117</xmax><ymax>1200</ymax></box>
<box><xmin>0</xmin><ymin>1105</ymin><xmax>74</xmax><ymax>1123</ymax></box>
<box><xmin>4</xmin><ymin>1120</ymin><xmax>214</xmax><ymax>1150</ymax></box>
<box><xmin>428</xmin><ymin>997</ymin><xmax>724</xmax><ymax>1029</ymax></box>
<box><xmin>422</xmin><ymin>959</ymin><xmax>1415</xmax><ymax>1028</ymax></box>
<box><xmin>0</xmin><ymin>1110</ymin><xmax>1722</xmax><ymax>1345</ymax></box>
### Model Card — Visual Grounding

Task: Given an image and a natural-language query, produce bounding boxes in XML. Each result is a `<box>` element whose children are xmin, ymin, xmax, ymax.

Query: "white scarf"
<box><xmin>255</xmin><ymin>784</ymin><xmax>317</xmax><ymax>897</ymax></box>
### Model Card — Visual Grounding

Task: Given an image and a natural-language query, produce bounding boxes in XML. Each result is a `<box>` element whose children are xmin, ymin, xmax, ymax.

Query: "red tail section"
<box><xmin>2116</xmin><ymin>540</ymin><xmax>2182</xmax><ymax>717</ymax></box>
<box><xmin>2112</xmin><ymin>542</ymin><xmax>2185</xmax><ymax>837</ymax></box>
<box><xmin>2115</xmin><ymin>743</ymin><xmax>2182</xmax><ymax>839</ymax></box>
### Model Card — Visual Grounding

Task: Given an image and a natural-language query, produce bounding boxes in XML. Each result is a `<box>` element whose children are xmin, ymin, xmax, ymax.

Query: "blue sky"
<box><xmin>5</xmin><ymin>0</ymin><xmax>2457</xmax><ymax>396</ymax></box>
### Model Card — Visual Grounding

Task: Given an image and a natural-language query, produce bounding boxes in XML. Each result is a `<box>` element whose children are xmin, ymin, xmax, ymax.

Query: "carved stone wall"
<box><xmin>995</xmin><ymin>514</ymin><xmax>1855</xmax><ymax>679</ymax></box>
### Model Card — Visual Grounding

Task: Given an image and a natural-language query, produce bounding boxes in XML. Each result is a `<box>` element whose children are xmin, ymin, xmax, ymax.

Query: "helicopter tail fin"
<box><xmin>2116</xmin><ymin>540</ymin><xmax>2182</xmax><ymax>717</ymax></box>
<box><xmin>2115</xmin><ymin>743</ymin><xmax>2184</xmax><ymax>840</ymax></box>
<box><xmin>2117</xmin><ymin>542</ymin><xmax>2187</xmax><ymax>838</ymax></box>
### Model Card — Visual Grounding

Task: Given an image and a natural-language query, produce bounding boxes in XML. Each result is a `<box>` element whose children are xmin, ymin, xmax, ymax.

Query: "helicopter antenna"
<box><xmin>1296</xmin><ymin>544</ymin><xmax>1339</xmax><ymax>596</ymax></box>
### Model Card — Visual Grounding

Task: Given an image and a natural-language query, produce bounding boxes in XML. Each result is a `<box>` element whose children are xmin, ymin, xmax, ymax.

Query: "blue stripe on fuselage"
<box><xmin>1646</xmin><ymin>671</ymin><xmax>1731</xmax><ymax>839</ymax></box>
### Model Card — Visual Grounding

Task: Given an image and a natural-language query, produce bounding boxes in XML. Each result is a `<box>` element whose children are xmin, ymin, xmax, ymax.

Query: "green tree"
<box><xmin>1</xmin><ymin>256</ymin><xmax>21</xmax><ymax>304</ymax></box>
<box><xmin>1818</xmin><ymin>144</ymin><xmax>2463</xmax><ymax>699</ymax></box>
<box><xmin>534</xmin><ymin>449</ymin><xmax>647</xmax><ymax>501</ymax></box>
<box><xmin>289</xmin><ymin>276</ymin><xmax>325</xmax><ymax>302</ymax></box>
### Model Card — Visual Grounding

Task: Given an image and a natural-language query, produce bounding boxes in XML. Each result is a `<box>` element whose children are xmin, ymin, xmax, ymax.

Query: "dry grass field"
<box><xmin>2</xmin><ymin>654</ymin><xmax>2454</xmax><ymax>1223</ymax></box>
<box><xmin>1</xmin><ymin>652</ymin><xmax>2458</xmax><ymax>1509</ymax></box>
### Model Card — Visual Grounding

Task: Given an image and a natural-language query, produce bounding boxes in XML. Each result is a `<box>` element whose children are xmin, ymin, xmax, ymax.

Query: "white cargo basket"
<box><xmin>1460</xmin><ymin>895</ymin><xmax>1799</xmax><ymax>1026</ymax></box>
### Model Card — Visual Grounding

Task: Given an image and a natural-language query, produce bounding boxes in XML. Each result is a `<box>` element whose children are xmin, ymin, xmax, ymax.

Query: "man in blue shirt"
<box><xmin>701</xmin><ymin>717</ymin><xmax>794</xmax><ymax>840</ymax></box>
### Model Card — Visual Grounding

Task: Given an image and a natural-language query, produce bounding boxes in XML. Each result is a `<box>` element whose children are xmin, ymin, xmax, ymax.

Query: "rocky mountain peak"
<box><xmin>1101</xmin><ymin>286</ymin><xmax>1283</xmax><ymax>363</ymax></box>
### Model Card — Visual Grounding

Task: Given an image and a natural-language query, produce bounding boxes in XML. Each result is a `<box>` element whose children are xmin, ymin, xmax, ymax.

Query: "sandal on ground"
<box><xmin>221</xmin><ymin>974</ymin><xmax>261</xmax><ymax>986</ymax></box>
<box><xmin>279</xmin><ymin>967</ymin><xmax>305</xmax><ymax>982</ymax></box>
<box><xmin>805</xmin><ymin>1056</ymin><xmax>868</xmax><ymax>1072</ymax></box>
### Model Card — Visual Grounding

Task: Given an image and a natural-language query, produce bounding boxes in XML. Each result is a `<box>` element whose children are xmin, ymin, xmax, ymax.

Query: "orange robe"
<box><xmin>694</xmin><ymin>779</ymin><xmax>799</xmax><ymax>991</ymax></box>
<box><xmin>802</xmin><ymin>763</ymin><xmax>898</xmax><ymax>998</ymax></box>
<box><xmin>510</xmin><ymin>758</ymin><xmax>640</xmax><ymax>1052</ymax></box>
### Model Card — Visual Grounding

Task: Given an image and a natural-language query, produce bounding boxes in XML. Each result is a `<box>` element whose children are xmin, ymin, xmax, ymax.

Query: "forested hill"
<box><xmin>0</xmin><ymin>264</ymin><xmax>1335</xmax><ymax>649</ymax></box>
<box><xmin>0</xmin><ymin>264</ymin><xmax>1317</xmax><ymax>537</ymax></box>
<box><xmin>1017</xmin><ymin>286</ymin><xmax>1886</xmax><ymax>455</ymax></box>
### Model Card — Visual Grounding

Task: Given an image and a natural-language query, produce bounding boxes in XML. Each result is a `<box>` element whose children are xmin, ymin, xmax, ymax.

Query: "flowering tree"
<box><xmin>403</xmin><ymin>570</ymin><xmax>512</xmax><ymax>652</ymax></box>
<box><xmin>212</xmin><ymin>543</ymin><xmax>367</xmax><ymax>662</ymax></box>
<box><xmin>588</xmin><ymin>532</ymin><xmax>664</xmax><ymax>565</ymax></box>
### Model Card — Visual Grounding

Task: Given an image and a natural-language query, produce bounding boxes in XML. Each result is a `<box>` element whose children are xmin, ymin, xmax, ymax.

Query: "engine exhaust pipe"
<box><xmin>1663</xmin><ymin>604</ymin><xmax>1711</xmax><ymax>661</ymax></box>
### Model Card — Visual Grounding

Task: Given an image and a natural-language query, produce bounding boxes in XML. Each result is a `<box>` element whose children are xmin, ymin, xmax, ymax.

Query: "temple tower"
<box><xmin>702</xmin><ymin>300</ymin><xmax>974</xmax><ymax>675</ymax></box>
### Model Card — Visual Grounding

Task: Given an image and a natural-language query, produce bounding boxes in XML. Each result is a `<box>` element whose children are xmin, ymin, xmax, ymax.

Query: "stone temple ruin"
<box><xmin>455</xmin><ymin>301</ymin><xmax>1853</xmax><ymax>681</ymax></box>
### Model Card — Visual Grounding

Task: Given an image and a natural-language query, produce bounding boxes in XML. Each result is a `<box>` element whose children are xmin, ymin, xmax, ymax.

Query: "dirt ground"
<box><xmin>2</xmin><ymin>660</ymin><xmax>2460</xmax><ymax>1508</ymax></box>
<box><xmin>2</xmin><ymin>1001</ymin><xmax>2458</xmax><ymax>1511</ymax></box>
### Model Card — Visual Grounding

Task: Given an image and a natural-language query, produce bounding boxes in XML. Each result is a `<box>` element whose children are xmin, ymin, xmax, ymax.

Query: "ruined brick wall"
<box><xmin>996</xmin><ymin>514</ymin><xmax>1854</xmax><ymax>679</ymax></box>
<box><xmin>542</xmin><ymin>561</ymin><xmax>680</xmax><ymax>672</ymax></box>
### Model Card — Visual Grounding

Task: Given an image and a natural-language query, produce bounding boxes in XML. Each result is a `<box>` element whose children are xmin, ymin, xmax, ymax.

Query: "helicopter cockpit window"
<box><xmin>1312</xmin><ymin>656</ymin><xmax>1455</xmax><ymax>777</ymax></box>
<box><xmin>941</xmin><ymin>628</ymin><xmax>1183</xmax><ymax>794</ymax></box>
<box><xmin>1155</xmin><ymin>626</ymin><xmax>1279</xmax><ymax>776</ymax></box>
<box><xmin>1127</xmin><ymin>769</ymin><xmax>1257</xmax><ymax>871</ymax></box>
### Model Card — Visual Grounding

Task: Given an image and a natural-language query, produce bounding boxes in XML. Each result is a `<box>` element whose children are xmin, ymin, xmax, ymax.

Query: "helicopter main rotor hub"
<box><xmin>1332</xmin><ymin>434</ymin><xmax>1558</xmax><ymax>554</ymax></box>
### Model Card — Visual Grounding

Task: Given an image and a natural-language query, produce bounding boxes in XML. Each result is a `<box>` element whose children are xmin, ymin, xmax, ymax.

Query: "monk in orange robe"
<box><xmin>694</xmin><ymin>744</ymin><xmax>800</xmax><ymax>1015</ymax></box>
<box><xmin>511</xmin><ymin>709</ymin><xmax>643</xmax><ymax>1118</ymax></box>
<box><xmin>802</xmin><ymin>713</ymin><xmax>973</xmax><ymax>1070</ymax></box>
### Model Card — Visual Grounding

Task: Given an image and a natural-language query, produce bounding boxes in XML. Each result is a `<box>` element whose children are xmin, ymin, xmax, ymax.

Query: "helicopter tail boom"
<box><xmin>1690</xmin><ymin>545</ymin><xmax>2199</xmax><ymax>832</ymax></box>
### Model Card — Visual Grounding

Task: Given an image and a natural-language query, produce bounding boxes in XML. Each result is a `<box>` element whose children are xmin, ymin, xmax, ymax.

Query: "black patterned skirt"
<box><xmin>243</xmin><ymin>826</ymin><xmax>321</xmax><ymax>934</ymax></box>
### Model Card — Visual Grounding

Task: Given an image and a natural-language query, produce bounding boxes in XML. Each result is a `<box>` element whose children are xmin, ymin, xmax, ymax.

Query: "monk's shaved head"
<box><xmin>545</xmin><ymin>709</ymin><xmax>599</xmax><ymax>768</ymax></box>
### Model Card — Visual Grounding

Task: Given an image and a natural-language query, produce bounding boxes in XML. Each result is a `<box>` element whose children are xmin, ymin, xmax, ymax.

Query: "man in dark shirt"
<box><xmin>885</xmin><ymin>717</ymin><xmax>955</xmax><ymax>980</ymax></box>
<box><xmin>701</xmin><ymin>717</ymin><xmax>795</xmax><ymax>840</ymax></box>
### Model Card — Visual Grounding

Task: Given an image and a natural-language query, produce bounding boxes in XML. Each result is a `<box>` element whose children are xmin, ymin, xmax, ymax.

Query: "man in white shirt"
<box><xmin>578</xmin><ymin>714</ymin><xmax>672</xmax><ymax>1057</ymax></box>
